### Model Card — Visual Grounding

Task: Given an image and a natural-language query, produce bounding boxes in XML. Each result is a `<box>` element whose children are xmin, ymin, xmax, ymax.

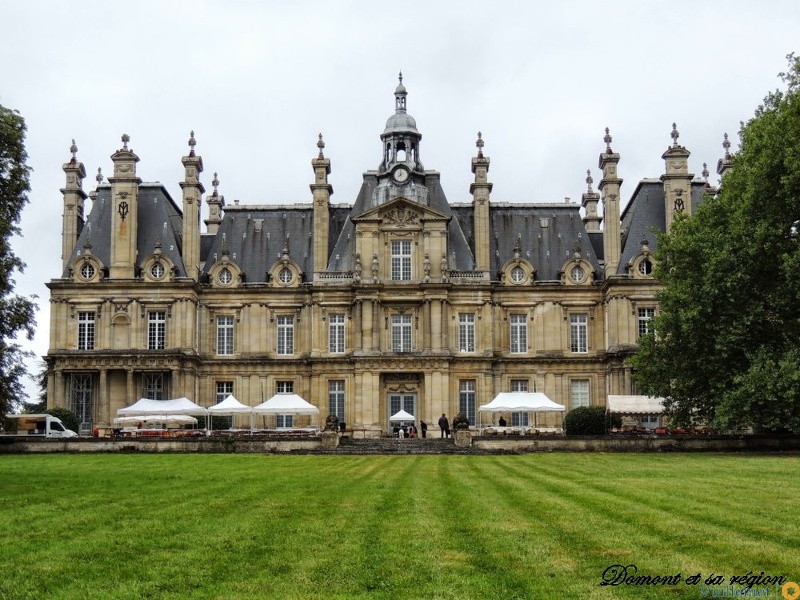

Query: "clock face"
<box><xmin>392</xmin><ymin>167</ymin><xmax>409</xmax><ymax>183</ymax></box>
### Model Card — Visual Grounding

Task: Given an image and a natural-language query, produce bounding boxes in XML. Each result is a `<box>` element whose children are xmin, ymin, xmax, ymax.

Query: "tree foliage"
<box><xmin>0</xmin><ymin>104</ymin><xmax>37</xmax><ymax>416</ymax></box>
<box><xmin>632</xmin><ymin>54</ymin><xmax>800</xmax><ymax>432</ymax></box>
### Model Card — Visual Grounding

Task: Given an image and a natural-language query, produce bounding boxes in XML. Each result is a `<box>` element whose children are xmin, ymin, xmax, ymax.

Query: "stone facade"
<box><xmin>46</xmin><ymin>77</ymin><xmax>717</xmax><ymax>436</ymax></box>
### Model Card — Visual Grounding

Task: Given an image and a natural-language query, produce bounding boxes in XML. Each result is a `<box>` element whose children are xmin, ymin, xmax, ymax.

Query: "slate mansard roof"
<box><xmin>63</xmin><ymin>183</ymin><xmax>187</xmax><ymax>278</ymax></box>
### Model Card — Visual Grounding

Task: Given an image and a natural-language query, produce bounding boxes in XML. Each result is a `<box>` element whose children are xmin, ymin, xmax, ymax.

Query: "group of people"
<box><xmin>391</xmin><ymin>414</ymin><xmax>454</xmax><ymax>438</ymax></box>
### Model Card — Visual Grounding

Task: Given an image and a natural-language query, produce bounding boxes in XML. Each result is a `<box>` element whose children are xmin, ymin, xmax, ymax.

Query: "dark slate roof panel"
<box><xmin>487</xmin><ymin>204</ymin><xmax>601</xmax><ymax>281</ymax></box>
<box><xmin>202</xmin><ymin>205</ymin><xmax>314</xmax><ymax>282</ymax></box>
<box><xmin>63</xmin><ymin>183</ymin><xmax>186</xmax><ymax>278</ymax></box>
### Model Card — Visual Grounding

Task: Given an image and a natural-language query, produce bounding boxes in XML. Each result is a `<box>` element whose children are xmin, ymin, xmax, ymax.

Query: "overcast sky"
<box><xmin>3</xmin><ymin>0</ymin><xmax>800</xmax><ymax>401</ymax></box>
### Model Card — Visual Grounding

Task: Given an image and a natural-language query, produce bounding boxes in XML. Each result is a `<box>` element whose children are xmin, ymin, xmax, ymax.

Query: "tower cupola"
<box><xmin>379</xmin><ymin>72</ymin><xmax>423</xmax><ymax>174</ymax></box>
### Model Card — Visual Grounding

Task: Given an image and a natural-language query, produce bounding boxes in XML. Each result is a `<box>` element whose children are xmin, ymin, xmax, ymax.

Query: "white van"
<box><xmin>5</xmin><ymin>414</ymin><xmax>79</xmax><ymax>438</ymax></box>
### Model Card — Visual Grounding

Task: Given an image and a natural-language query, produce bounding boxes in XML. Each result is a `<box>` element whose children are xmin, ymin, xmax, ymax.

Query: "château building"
<box><xmin>46</xmin><ymin>76</ymin><xmax>725</xmax><ymax>435</ymax></box>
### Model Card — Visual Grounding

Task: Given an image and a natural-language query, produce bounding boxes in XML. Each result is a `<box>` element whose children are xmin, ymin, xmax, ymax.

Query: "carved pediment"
<box><xmin>352</xmin><ymin>197</ymin><xmax>449</xmax><ymax>225</ymax></box>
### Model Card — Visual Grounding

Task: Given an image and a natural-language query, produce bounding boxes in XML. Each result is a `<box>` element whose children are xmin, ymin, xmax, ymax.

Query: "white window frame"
<box><xmin>458</xmin><ymin>313</ymin><xmax>475</xmax><ymax>353</ymax></box>
<box><xmin>276</xmin><ymin>381</ymin><xmax>294</xmax><ymax>394</ymax></box>
<box><xmin>216</xmin><ymin>315</ymin><xmax>235</xmax><ymax>356</ymax></box>
<box><xmin>391</xmin><ymin>314</ymin><xmax>412</xmax><ymax>352</ymax></box>
<box><xmin>391</xmin><ymin>240</ymin><xmax>412</xmax><ymax>281</ymax></box>
<box><xmin>638</xmin><ymin>307</ymin><xmax>655</xmax><ymax>338</ymax></box>
<box><xmin>509</xmin><ymin>313</ymin><xmax>527</xmax><ymax>354</ymax></box>
<box><xmin>329</xmin><ymin>380</ymin><xmax>345</xmax><ymax>422</ymax></box>
<box><xmin>328</xmin><ymin>314</ymin><xmax>345</xmax><ymax>354</ymax></box>
<box><xmin>216</xmin><ymin>381</ymin><xmax>234</xmax><ymax>403</ymax></box>
<box><xmin>459</xmin><ymin>380</ymin><xmax>476</xmax><ymax>426</ymax></box>
<box><xmin>570</xmin><ymin>313</ymin><xmax>588</xmax><ymax>353</ymax></box>
<box><xmin>78</xmin><ymin>311</ymin><xmax>95</xmax><ymax>350</ymax></box>
<box><xmin>510</xmin><ymin>379</ymin><xmax>529</xmax><ymax>426</ymax></box>
<box><xmin>148</xmin><ymin>311</ymin><xmax>166</xmax><ymax>350</ymax></box>
<box><xmin>277</xmin><ymin>315</ymin><xmax>295</xmax><ymax>356</ymax></box>
<box><xmin>571</xmin><ymin>379</ymin><xmax>590</xmax><ymax>409</ymax></box>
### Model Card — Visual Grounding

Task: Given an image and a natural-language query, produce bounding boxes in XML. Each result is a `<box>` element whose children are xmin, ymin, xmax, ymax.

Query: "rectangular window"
<box><xmin>148</xmin><ymin>311</ymin><xmax>166</xmax><ymax>350</ymax></box>
<box><xmin>570</xmin><ymin>314</ymin><xmax>588</xmax><ymax>353</ymax></box>
<box><xmin>277</xmin><ymin>315</ymin><xmax>294</xmax><ymax>355</ymax></box>
<box><xmin>510</xmin><ymin>379</ymin><xmax>528</xmax><ymax>392</ymax></box>
<box><xmin>329</xmin><ymin>314</ymin><xmax>345</xmax><ymax>354</ymax></box>
<box><xmin>638</xmin><ymin>307</ymin><xmax>655</xmax><ymax>338</ymax></box>
<box><xmin>329</xmin><ymin>380</ymin><xmax>345</xmax><ymax>422</ymax></box>
<box><xmin>69</xmin><ymin>373</ymin><xmax>94</xmax><ymax>430</ymax></box>
<box><xmin>391</xmin><ymin>240</ymin><xmax>412</xmax><ymax>281</ymax></box>
<box><xmin>276</xmin><ymin>381</ymin><xmax>294</xmax><ymax>394</ymax></box>
<box><xmin>216</xmin><ymin>381</ymin><xmax>234</xmax><ymax>403</ymax></box>
<box><xmin>391</xmin><ymin>314</ymin><xmax>413</xmax><ymax>352</ymax></box>
<box><xmin>143</xmin><ymin>373</ymin><xmax>166</xmax><ymax>400</ymax></box>
<box><xmin>458</xmin><ymin>313</ymin><xmax>475</xmax><ymax>352</ymax></box>
<box><xmin>77</xmin><ymin>311</ymin><xmax>95</xmax><ymax>350</ymax></box>
<box><xmin>276</xmin><ymin>414</ymin><xmax>294</xmax><ymax>428</ymax></box>
<box><xmin>571</xmin><ymin>379</ymin><xmax>590</xmax><ymax>409</ymax></box>
<box><xmin>459</xmin><ymin>380</ymin><xmax>476</xmax><ymax>426</ymax></box>
<box><xmin>509</xmin><ymin>313</ymin><xmax>527</xmax><ymax>354</ymax></box>
<box><xmin>216</xmin><ymin>316</ymin><xmax>234</xmax><ymax>356</ymax></box>
<box><xmin>510</xmin><ymin>379</ymin><xmax>529</xmax><ymax>426</ymax></box>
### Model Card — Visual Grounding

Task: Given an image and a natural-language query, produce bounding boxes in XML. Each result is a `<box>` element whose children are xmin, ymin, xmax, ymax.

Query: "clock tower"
<box><xmin>379</xmin><ymin>72</ymin><xmax>424</xmax><ymax>178</ymax></box>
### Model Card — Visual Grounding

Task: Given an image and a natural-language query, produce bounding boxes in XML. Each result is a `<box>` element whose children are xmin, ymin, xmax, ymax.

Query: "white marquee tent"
<box><xmin>389</xmin><ymin>410</ymin><xmax>415</xmax><ymax>422</ymax></box>
<box><xmin>117</xmin><ymin>397</ymin><xmax>208</xmax><ymax>416</ymax></box>
<box><xmin>252</xmin><ymin>394</ymin><xmax>320</xmax><ymax>415</ymax></box>
<box><xmin>478</xmin><ymin>392</ymin><xmax>566</xmax><ymax>431</ymax></box>
<box><xmin>606</xmin><ymin>395</ymin><xmax>665</xmax><ymax>415</ymax></box>
<box><xmin>207</xmin><ymin>395</ymin><xmax>253</xmax><ymax>431</ymax></box>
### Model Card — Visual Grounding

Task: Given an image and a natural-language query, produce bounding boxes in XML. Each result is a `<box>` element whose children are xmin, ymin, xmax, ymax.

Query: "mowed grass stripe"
<box><xmin>1</xmin><ymin>454</ymin><xmax>798</xmax><ymax>600</ymax></box>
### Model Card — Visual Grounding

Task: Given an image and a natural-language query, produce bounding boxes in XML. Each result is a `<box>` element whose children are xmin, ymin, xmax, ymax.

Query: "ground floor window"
<box><xmin>276</xmin><ymin>414</ymin><xmax>293</xmax><ymax>428</ymax></box>
<box><xmin>215</xmin><ymin>381</ymin><xmax>234</xmax><ymax>428</ymax></box>
<box><xmin>68</xmin><ymin>373</ymin><xmax>94</xmax><ymax>434</ymax></box>
<box><xmin>459</xmin><ymin>380</ymin><xmax>476</xmax><ymax>426</ymax></box>
<box><xmin>329</xmin><ymin>380</ymin><xmax>345</xmax><ymax>422</ymax></box>
<box><xmin>509</xmin><ymin>379</ymin><xmax>529</xmax><ymax>426</ymax></box>
<box><xmin>389</xmin><ymin>393</ymin><xmax>415</xmax><ymax>418</ymax></box>
<box><xmin>142</xmin><ymin>372</ymin><xmax>168</xmax><ymax>400</ymax></box>
<box><xmin>571</xmin><ymin>379</ymin><xmax>590</xmax><ymax>409</ymax></box>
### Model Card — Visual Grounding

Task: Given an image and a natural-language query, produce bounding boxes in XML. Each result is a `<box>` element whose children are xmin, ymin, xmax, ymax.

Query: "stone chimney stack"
<box><xmin>61</xmin><ymin>139</ymin><xmax>87</xmax><ymax>270</ymax></box>
<box><xmin>470</xmin><ymin>132</ymin><xmax>492</xmax><ymax>273</ymax></box>
<box><xmin>311</xmin><ymin>134</ymin><xmax>333</xmax><ymax>276</ymax></box>
<box><xmin>581</xmin><ymin>169</ymin><xmax>602</xmax><ymax>233</ymax></box>
<box><xmin>204</xmin><ymin>172</ymin><xmax>225</xmax><ymax>235</ymax></box>
<box><xmin>180</xmin><ymin>131</ymin><xmax>204</xmax><ymax>281</ymax></box>
<box><xmin>661</xmin><ymin>123</ymin><xmax>694</xmax><ymax>231</ymax></box>
<box><xmin>108</xmin><ymin>134</ymin><xmax>141</xmax><ymax>279</ymax></box>
<box><xmin>599</xmin><ymin>128</ymin><xmax>622</xmax><ymax>276</ymax></box>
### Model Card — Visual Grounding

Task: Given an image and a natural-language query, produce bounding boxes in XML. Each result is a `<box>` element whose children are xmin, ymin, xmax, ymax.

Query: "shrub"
<box><xmin>565</xmin><ymin>405</ymin><xmax>619</xmax><ymax>435</ymax></box>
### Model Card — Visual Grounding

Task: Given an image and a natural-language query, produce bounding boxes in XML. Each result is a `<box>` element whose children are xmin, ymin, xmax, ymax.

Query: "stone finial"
<box><xmin>317</xmin><ymin>133</ymin><xmax>325</xmax><ymax>159</ymax></box>
<box><xmin>398</xmin><ymin>71</ymin><xmax>403</xmax><ymax>85</ymax></box>
<box><xmin>188</xmin><ymin>130</ymin><xmax>196</xmax><ymax>156</ymax></box>
<box><xmin>573</xmin><ymin>240</ymin><xmax>582</xmax><ymax>258</ymax></box>
<box><xmin>671</xmin><ymin>123</ymin><xmax>680</xmax><ymax>146</ymax></box>
<box><xmin>476</xmin><ymin>131</ymin><xmax>484</xmax><ymax>158</ymax></box>
<box><xmin>121</xmin><ymin>133</ymin><xmax>130</xmax><ymax>150</ymax></box>
<box><xmin>70</xmin><ymin>139</ymin><xmax>78</xmax><ymax>162</ymax></box>
<box><xmin>604</xmin><ymin>127</ymin><xmax>613</xmax><ymax>152</ymax></box>
<box><xmin>96</xmin><ymin>167</ymin><xmax>103</xmax><ymax>186</ymax></box>
<box><xmin>586</xmin><ymin>169</ymin><xmax>593</xmax><ymax>191</ymax></box>
<box><xmin>221</xmin><ymin>233</ymin><xmax>229</xmax><ymax>257</ymax></box>
<box><xmin>702</xmin><ymin>163</ymin><xmax>709</xmax><ymax>181</ymax></box>
<box><xmin>722</xmin><ymin>133</ymin><xmax>731</xmax><ymax>159</ymax></box>
<box><xmin>640</xmin><ymin>236</ymin><xmax>650</xmax><ymax>251</ymax></box>
<box><xmin>212</xmin><ymin>172</ymin><xmax>220</xmax><ymax>195</ymax></box>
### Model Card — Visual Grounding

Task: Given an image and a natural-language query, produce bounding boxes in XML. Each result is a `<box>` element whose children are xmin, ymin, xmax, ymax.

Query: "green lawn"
<box><xmin>0</xmin><ymin>453</ymin><xmax>798</xmax><ymax>599</ymax></box>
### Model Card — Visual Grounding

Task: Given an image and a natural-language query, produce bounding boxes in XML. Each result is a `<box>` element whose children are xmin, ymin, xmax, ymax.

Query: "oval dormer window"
<box><xmin>80</xmin><ymin>263</ymin><xmax>95</xmax><ymax>280</ymax></box>
<box><xmin>510</xmin><ymin>266</ymin><xmax>525</xmax><ymax>283</ymax></box>
<box><xmin>218</xmin><ymin>268</ymin><xmax>233</xmax><ymax>285</ymax></box>
<box><xmin>570</xmin><ymin>265</ymin><xmax>586</xmax><ymax>283</ymax></box>
<box><xmin>278</xmin><ymin>268</ymin><xmax>293</xmax><ymax>285</ymax></box>
<box><xmin>150</xmin><ymin>262</ymin><xmax>165</xmax><ymax>280</ymax></box>
<box><xmin>638</xmin><ymin>259</ymin><xmax>653</xmax><ymax>276</ymax></box>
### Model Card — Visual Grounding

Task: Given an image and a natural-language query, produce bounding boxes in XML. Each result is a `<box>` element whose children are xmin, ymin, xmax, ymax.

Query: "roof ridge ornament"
<box><xmin>394</xmin><ymin>71</ymin><xmax>407</xmax><ymax>112</ymax></box>
<box><xmin>476</xmin><ymin>131</ymin><xmax>484</xmax><ymax>158</ymax></box>
<box><xmin>96</xmin><ymin>167</ymin><xmax>103</xmax><ymax>187</ymax></box>
<box><xmin>604</xmin><ymin>127</ymin><xmax>613</xmax><ymax>153</ymax></box>
<box><xmin>671</xmin><ymin>122</ymin><xmax>680</xmax><ymax>147</ymax></box>
<box><xmin>121</xmin><ymin>133</ymin><xmax>130</xmax><ymax>150</ymax></box>
<box><xmin>70</xmin><ymin>139</ymin><xmax>78</xmax><ymax>163</ymax></box>
<box><xmin>722</xmin><ymin>132</ymin><xmax>731</xmax><ymax>159</ymax></box>
<box><xmin>702</xmin><ymin>163</ymin><xmax>709</xmax><ymax>181</ymax></box>
<box><xmin>188</xmin><ymin>130</ymin><xmax>196</xmax><ymax>156</ymax></box>
<box><xmin>586</xmin><ymin>169</ymin><xmax>593</xmax><ymax>192</ymax></box>
<box><xmin>317</xmin><ymin>133</ymin><xmax>325</xmax><ymax>159</ymax></box>
<box><xmin>212</xmin><ymin>172</ymin><xmax>220</xmax><ymax>196</ymax></box>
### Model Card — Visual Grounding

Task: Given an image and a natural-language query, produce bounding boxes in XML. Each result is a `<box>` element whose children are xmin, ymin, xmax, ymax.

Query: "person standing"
<box><xmin>420</xmin><ymin>420</ymin><xmax>427</xmax><ymax>438</ymax></box>
<box><xmin>438</xmin><ymin>413</ymin><xmax>450</xmax><ymax>438</ymax></box>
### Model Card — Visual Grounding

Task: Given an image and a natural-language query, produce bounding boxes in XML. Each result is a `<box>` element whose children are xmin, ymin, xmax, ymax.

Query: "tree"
<box><xmin>0</xmin><ymin>104</ymin><xmax>37</xmax><ymax>417</ymax></box>
<box><xmin>632</xmin><ymin>54</ymin><xmax>800</xmax><ymax>433</ymax></box>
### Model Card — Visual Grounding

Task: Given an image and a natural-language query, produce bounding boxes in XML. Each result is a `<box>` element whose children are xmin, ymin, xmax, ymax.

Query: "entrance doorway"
<box><xmin>388</xmin><ymin>392</ymin><xmax>416</xmax><ymax>433</ymax></box>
